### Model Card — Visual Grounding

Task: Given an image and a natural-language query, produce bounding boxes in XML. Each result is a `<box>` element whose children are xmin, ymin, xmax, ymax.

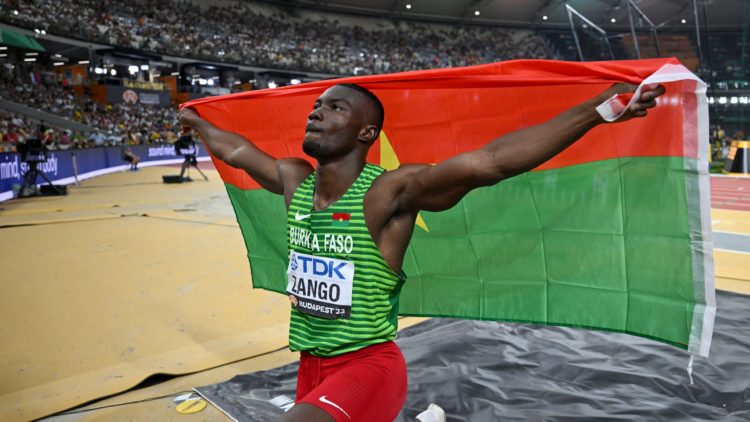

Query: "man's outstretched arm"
<box><xmin>395</xmin><ymin>84</ymin><xmax>665</xmax><ymax>213</ymax></box>
<box><xmin>178</xmin><ymin>108</ymin><xmax>312</xmax><ymax>198</ymax></box>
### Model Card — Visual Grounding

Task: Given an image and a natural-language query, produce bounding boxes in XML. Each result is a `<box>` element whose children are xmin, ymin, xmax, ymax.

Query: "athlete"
<box><xmin>120</xmin><ymin>144</ymin><xmax>140</xmax><ymax>171</ymax></box>
<box><xmin>178</xmin><ymin>81</ymin><xmax>665</xmax><ymax>422</ymax></box>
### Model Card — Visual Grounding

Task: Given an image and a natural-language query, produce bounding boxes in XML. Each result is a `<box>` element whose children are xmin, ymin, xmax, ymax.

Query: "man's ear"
<box><xmin>358</xmin><ymin>125</ymin><xmax>379</xmax><ymax>144</ymax></box>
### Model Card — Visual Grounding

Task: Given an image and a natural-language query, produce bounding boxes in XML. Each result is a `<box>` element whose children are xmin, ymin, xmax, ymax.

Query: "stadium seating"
<box><xmin>0</xmin><ymin>0</ymin><xmax>558</xmax><ymax>75</ymax></box>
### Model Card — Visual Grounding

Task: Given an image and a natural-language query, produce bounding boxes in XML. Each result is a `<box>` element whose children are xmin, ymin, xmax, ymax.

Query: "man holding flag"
<box><xmin>179</xmin><ymin>81</ymin><xmax>664</xmax><ymax>422</ymax></box>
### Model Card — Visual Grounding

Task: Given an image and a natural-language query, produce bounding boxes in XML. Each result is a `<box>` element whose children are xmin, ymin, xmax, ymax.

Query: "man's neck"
<box><xmin>313</xmin><ymin>159</ymin><xmax>366</xmax><ymax>211</ymax></box>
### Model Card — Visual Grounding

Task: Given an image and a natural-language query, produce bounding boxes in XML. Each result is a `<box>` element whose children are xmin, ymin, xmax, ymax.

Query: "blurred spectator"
<box><xmin>88</xmin><ymin>128</ymin><xmax>106</xmax><ymax>147</ymax></box>
<box><xmin>58</xmin><ymin>130</ymin><xmax>71</xmax><ymax>149</ymax></box>
<box><xmin>0</xmin><ymin>111</ymin><xmax>34</xmax><ymax>152</ymax></box>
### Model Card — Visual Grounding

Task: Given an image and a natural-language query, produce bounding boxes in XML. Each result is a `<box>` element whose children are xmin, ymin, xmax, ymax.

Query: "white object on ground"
<box><xmin>416</xmin><ymin>403</ymin><xmax>446</xmax><ymax>422</ymax></box>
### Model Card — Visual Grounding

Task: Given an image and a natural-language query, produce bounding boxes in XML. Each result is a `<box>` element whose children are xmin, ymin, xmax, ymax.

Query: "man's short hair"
<box><xmin>335</xmin><ymin>83</ymin><xmax>384</xmax><ymax>134</ymax></box>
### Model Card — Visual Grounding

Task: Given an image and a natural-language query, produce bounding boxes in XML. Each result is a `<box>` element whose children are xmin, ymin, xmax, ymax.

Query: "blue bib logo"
<box><xmin>290</xmin><ymin>252</ymin><xmax>299</xmax><ymax>271</ymax></box>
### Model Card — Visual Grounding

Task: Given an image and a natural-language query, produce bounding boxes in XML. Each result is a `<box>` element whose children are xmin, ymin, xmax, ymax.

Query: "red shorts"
<box><xmin>296</xmin><ymin>341</ymin><xmax>407</xmax><ymax>422</ymax></box>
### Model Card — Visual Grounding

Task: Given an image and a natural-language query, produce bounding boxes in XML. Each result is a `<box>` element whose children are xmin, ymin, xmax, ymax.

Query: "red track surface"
<box><xmin>711</xmin><ymin>176</ymin><xmax>750</xmax><ymax>211</ymax></box>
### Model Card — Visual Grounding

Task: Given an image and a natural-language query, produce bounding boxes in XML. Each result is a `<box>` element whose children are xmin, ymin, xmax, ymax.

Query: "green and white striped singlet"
<box><xmin>286</xmin><ymin>163</ymin><xmax>404</xmax><ymax>357</ymax></box>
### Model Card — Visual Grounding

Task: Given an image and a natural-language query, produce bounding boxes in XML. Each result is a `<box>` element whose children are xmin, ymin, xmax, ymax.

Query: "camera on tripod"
<box><xmin>17</xmin><ymin>137</ymin><xmax>47</xmax><ymax>163</ymax></box>
<box><xmin>175</xmin><ymin>136</ymin><xmax>197</xmax><ymax>158</ymax></box>
<box><xmin>15</xmin><ymin>137</ymin><xmax>67</xmax><ymax>198</ymax></box>
<box><xmin>162</xmin><ymin>131</ymin><xmax>208</xmax><ymax>183</ymax></box>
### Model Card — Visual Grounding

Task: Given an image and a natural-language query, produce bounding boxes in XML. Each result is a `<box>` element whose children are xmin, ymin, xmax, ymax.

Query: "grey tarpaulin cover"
<box><xmin>195</xmin><ymin>291</ymin><xmax>749</xmax><ymax>421</ymax></box>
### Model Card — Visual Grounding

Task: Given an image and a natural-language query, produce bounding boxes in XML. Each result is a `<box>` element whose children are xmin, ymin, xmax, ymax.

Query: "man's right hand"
<box><xmin>178</xmin><ymin>105</ymin><xmax>312</xmax><ymax>199</ymax></box>
<box><xmin>178</xmin><ymin>107</ymin><xmax>202</xmax><ymax>128</ymax></box>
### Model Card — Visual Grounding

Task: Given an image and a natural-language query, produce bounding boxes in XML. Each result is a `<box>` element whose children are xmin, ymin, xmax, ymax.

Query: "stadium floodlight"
<box><xmin>625</xmin><ymin>0</ymin><xmax>660</xmax><ymax>59</ymax></box>
<box><xmin>474</xmin><ymin>10</ymin><xmax>480</xmax><ymax>16</ymax></box>
<box><xmin>111</xmin><ymin>69</ymin><xmax>117</xmax><ymax>76</ymax></box>
<box><xmin>405</xmin><ymin>4</ymin><xmax>412</xmax><ymax>10</ymax></box>
<box><xmin>12</xmin><ymin>10</ymin><xmax>18</xmax><ymax>15</ymax></box>
<box><xmin>565</xmin><ymin>4</ymin><xmax>615</xmax><ymax>61</ymax></box>
<box><xmin>542</xmin><ymin>15</ymin><xmax>548</xmax><ymax>20</ymax></box>
<box><xmin>128</xmin><ymin>65</ymin><xmax>139</xmax><ymax>73</ymax></box>
<box><xmin>94</xmin><ymin>67</ymin><xmax>104</xmax><ymax>74</ymax></box>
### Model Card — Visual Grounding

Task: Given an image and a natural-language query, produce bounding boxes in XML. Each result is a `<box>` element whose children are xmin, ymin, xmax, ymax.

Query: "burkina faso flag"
<box><xmin>184</xmin><ymin>58</ymin><xmax>715</xmax><ymax>356</ymax></box>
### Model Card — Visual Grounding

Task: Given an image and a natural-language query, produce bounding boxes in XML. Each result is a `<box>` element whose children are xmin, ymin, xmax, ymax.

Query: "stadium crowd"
<box><xmin>0</xmin><ymin>61</ymin><xmax>179</xmax><ymax>151</ymax></box>
<box><xmin>1</xmin><ymin>0</ymin><xmax>557</xmax><ymax>75</ymax></box>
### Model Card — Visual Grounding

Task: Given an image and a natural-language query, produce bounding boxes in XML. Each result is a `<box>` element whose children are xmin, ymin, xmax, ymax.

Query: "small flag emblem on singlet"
<box><xmin>331</xmin><ymin>213</ymin><xmax>350</xmax><ymax>227</ymax></box>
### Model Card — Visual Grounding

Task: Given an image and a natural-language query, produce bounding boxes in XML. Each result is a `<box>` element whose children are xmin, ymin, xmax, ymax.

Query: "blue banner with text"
<box><xmin>0</xmin><ymin>144</ymin><xmax>210</xmax><ymax>200</ymax></box>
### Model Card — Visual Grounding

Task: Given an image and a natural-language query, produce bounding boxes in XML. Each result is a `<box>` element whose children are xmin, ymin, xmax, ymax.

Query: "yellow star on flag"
<box><xmin>379</xmin><ymin>131</ymin><xmax>429</xmax><ymax>232</ymax></box>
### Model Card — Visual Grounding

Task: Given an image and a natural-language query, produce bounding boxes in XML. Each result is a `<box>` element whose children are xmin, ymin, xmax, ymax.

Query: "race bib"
<box><xmin>286</xmin><ymin>251</ymin><xmax>354</xmax><ymax>319</ymax></box>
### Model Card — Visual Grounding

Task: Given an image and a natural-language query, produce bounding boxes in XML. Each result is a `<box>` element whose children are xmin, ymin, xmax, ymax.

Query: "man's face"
<box><xmin>303</xmin><ymin>86</ymin><xmax>367</xmax><ymax>162</ymax></box>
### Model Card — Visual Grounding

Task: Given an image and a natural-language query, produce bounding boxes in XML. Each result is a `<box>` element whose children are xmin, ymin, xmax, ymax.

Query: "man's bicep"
<box><xmin>398</xmin><ymin>151</ymin><xmax>493</xmax><ymax>212</ymax></box>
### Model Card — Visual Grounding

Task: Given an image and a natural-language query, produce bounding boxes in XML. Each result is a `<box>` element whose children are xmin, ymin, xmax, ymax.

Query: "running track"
<box><xmin>711</xmin><ymin>176</ymin><xmax>750</xmax><ymax>212</ymax></box>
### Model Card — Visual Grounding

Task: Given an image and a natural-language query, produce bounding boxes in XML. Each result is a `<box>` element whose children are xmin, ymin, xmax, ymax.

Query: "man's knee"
<box><xmin>278</xmin><ymin>403</ymin><xmax>335</xmax><ymax>422</ymax></box>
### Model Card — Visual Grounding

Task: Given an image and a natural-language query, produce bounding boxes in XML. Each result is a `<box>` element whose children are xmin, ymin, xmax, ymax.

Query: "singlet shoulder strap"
<box><xmin>290</xmin><ymin>172</ymin><xmax>315</xmax><ymax>209</ymax></box>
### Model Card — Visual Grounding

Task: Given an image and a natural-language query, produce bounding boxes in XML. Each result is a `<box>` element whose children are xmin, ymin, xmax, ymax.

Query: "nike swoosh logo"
<box><xmin>295</xmin><ymin>211</ymin><xmax>311</xmax><ymax>221</ymax></box>
<box><xmin>319</xmin><ymin>396</ymin><xmax>351</xmax><ymax>419</ymax></box>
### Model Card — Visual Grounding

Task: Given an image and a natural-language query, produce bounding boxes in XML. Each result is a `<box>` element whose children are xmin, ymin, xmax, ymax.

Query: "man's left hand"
<box><xmin>596</xmin><ymin>83</ymin><xmax>667</xmax><ymax>123</ymax></box>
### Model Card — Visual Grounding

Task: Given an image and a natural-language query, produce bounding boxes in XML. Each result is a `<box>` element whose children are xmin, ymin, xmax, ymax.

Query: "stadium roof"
<box><xmin>271</xmin><ymin>0</ymin><xmax>748</xmax><ymax>30</ymax></box>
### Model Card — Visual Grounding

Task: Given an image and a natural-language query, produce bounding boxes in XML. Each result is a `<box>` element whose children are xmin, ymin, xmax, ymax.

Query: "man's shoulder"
<box><xmin>373</xmin><ymin>164</ymin><xmax>430</xmax><ymax>183</ymax></box>
<box><xmin>279</xmin><ymin>157</ymin><xmax>314</xmax><ymax>174</ymax></box>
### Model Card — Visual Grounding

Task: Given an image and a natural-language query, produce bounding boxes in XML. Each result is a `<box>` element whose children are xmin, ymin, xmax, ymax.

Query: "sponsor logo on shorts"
<box><xmin>320</xmin><ymin>395</ymin><xmax>351</xmax><ymax>419</ymax></box>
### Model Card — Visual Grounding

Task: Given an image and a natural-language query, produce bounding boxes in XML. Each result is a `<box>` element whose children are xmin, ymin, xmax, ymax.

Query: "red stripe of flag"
<box><xmin>332</xmin><ymin>213</ymin><xmax>350</xmax><ymax>221</ymax></box>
